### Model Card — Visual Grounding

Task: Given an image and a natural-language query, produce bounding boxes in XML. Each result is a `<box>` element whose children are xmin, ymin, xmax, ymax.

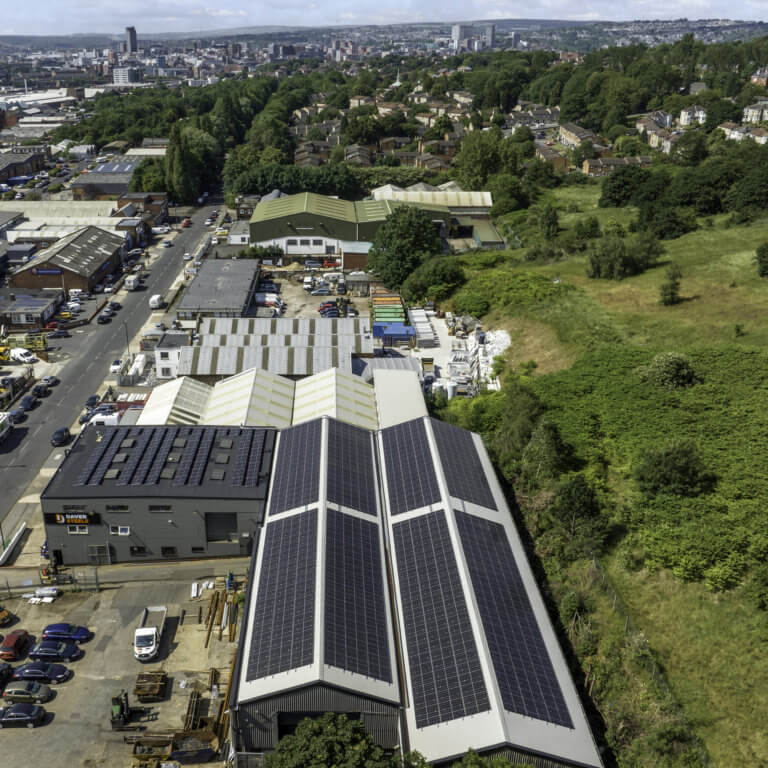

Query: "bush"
<box><xmin>586</xmin><ymin>233</ymin><xmax>663</xmax><ymax>280</ymax></box>
<box><xmin>453</xmin><ymin>291</ymin><xmax>490</xmax><ymax>317</ymax></box>
<box><xmin>634</xmin><ymin>439</ymin><xmax>709</xmax><ymax>497</ymax></box>
<box><xmin>400</xmin><ymin>257</ymin><xmax>465</xmax><ymax>304</ymax></box>
<box><xmin>636</xmin><ymin>352</ymin><xmax>698</xmax><ymax>389</ymax></box>
<box><xmin>703</xmin><ymin>554</ymin><xmax>746</xmax><ymax>592</ymax></box>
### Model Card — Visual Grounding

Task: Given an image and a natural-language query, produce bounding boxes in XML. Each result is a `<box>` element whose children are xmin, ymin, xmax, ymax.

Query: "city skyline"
<box><xmin>1</xmin><ymin>2</ymin><xmax>767</xmax><ymax>37</ymax></box>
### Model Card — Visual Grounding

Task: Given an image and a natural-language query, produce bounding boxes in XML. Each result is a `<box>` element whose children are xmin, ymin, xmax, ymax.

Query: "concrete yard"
<box><xmin>0</xmin><ymin>577</ymin><xmax>239</xmax><ymax>766</ymax></box>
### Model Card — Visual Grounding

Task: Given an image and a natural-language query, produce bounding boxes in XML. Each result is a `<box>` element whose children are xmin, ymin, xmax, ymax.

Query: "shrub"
<box><xmin>636</xmin><ymin>352</ymin><xmax>698</xmax><ymax>389</ymax></box>
<box><xmin>453</xmin><ymin>291</ymin><xmax>490</xmax><ymax>317</ymax></box>
<box><xmin>703</xmin><ymin>554</ymin><xmax>746</xmax><ymax>592</ymax></box>
<box><xmin>756</xmin><ymin>241</ymin><xmax>768</xmax><ymax>277</ymax></box>
<box><xmin>633</xmin><ymin>439</ymin><xmax>708</xmax><ymax>497</ymax></box>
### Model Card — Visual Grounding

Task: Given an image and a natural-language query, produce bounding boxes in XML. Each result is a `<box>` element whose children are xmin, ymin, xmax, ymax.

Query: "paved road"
<box><xmin>0</xmin><ymin>205</ymin><xmax>213</xmax><ymax>532</ymax></box>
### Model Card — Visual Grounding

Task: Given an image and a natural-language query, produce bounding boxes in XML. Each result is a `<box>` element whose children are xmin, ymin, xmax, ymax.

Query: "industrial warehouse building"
<box><xmin>9</xmin><ymin>226</ymin><xmax>125</xmax><ymax>293</ymax></box>
<box><xmin>42</xmin><ymin>409</ymin><xmax>601</xmax><ymax>767</ymax></box>
<box><xmin>230</xmin><ymin>416</ymin><xmax>603</xmax><ymax>768</ymax></box>
<box><xmin>41</xmin><ymin>424</ymin><xmax>276</xmax><ymax>565</ymax></box>
<box><xmin>249</xmin><ymin>192</ymin><xmax>452</xmax><ymax>267</ymax></box>
<box><xmin>176</xmin><ymin>317</ymin><xmax>374</xmax><ymax>381</ymax></box>
<box><xmin>176</xmin><ymin>260</ymin><xmax>261</xmax><ymax>320</ymax></box>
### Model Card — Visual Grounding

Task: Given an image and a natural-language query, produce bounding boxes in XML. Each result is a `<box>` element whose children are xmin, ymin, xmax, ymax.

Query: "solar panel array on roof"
<box><xmin>269</xmin><ymin>420</ymin><xmax>321</xmax><ymax>515</ymax></box>
<box><xmin>393</xmin><ymin>510</ymin><xmax>490</xmax><ymax>727</ymax></box>
<box><xmin>430</xmin><ymin>418</ymin><xmax>497</xmax><ymax>510</ymax></box>
<box><xmin>381</xmin><ymin>420</ymin><xmax>441</xmax><ymax>515</ymax></box>
<box><xmin>75</xmin><ymin>430</ymin><xmax>118</xmax><ymax>486</ymax></box>
<box><xmin>455</xmin><ymin>510</ymin><xmax>573</xmax><ymax>728</ymax></box>
<box><xmin>325</xmin><ymin>510</ymin><xmax>392</xmax><ymax>682</ymax></box>
<box><xmin>173</xmin><ymin>428</ymin><xmax>202</xmax><ymax>486</ymax></box>
<box><xmin>246</xmin><ymin>509</ymin><xmax>317</xmax><ymax>680</ymax></box>
<box><xmin>327</xmin><ymin>420</ymin><xmax>376</xmax><ymax>515</ymax></box>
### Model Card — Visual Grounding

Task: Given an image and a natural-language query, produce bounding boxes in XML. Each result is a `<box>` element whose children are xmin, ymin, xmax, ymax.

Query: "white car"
<box><xmin>104</xmin><ymin>284</ymin><xmax>115</xmax><ymax>293</ymax></box>
<box><xmin>109</xmin><ymin>359</ymin><xmax>123</xmax><ymax>373</ymax></box>
<box><xmin>183</xmin><ymin>252</ymin><xmax>192</xmax><ymax>261</ymax></box>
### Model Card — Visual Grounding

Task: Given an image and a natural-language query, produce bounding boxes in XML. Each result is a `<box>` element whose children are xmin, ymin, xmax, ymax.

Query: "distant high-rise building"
<box><xmin>125</xmin><ymin>26</ymin><xmax>137</xmax><ymax>54</ymax></box>
<box><xmin>113</xmin><ymin>67</ymin><xmax>142</xmax><ymax>85</ymax></box>
<box><xmin>511</xmin><ymin>31</ymin><xmax>520</xmax><ymax>49</ymax></box>
<box><xmin>481</xmin><ymin>23</ymin><xmax>496</xmax><ymax>48</ymax></box>
<box><xmin>451</xmin><ymin>24</ymin><xmax>472</xmax><ymax>51</ymax></box>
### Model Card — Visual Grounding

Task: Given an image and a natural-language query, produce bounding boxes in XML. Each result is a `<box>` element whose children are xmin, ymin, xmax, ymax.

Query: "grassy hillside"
<box><xmin>444</xmin><ymin>185</ymin><xmax>768</xmax><ymax>765</ymax></box>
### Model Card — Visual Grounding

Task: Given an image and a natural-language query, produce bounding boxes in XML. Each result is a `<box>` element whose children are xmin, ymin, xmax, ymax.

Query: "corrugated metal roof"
<box><xmin>371</xmin><ymin>188</ymin><xmax>493</xmax><ymax>208</ymax></box>
<box><xmin>200</xmin><ymin>316</ymin><xmax>371</xmax><ymax>337</ymax></box>
<box><xmin>250</xmin><ymin>192</ymin><xmax>356</xmax><ymax>224</ymax></box>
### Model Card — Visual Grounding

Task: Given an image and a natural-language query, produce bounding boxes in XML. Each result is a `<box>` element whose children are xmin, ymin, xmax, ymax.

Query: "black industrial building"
<box><xmin>41</xmin><ymin>424</ymin><xmax>275</xmax><ymax>565</ymax></box>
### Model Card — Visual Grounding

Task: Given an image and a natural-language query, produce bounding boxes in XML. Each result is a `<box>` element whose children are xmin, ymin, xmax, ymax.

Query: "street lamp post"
<box><xmin>123</xmin><ymin>321</ymin><xmax>130</xmax><ymax>358</ymax></box>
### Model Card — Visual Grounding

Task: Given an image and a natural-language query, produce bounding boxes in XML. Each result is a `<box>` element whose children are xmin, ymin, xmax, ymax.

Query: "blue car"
<box><xmin>41</xmin><ymin>623</ymin><xmax>91</xmax><ymax>643</ymax></box>
<box><xmin>12</xmin><ymin>662</ymin><xmax>70</xmax><ymax>684</ymax></box>
<box><xmin>28</xmin><ymin>640</ymin><xmax>81</xmax><ymax>662</ymax></box>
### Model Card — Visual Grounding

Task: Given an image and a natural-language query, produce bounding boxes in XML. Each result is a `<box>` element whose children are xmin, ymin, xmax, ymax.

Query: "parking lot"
<box><xmin>267</xmin><ymin>270</ymin><xmax>369</xmax><ymax>319</ymax></box>
<box><xmin>0</xmin><ymin>578</ymin><xmax>238</xmax><ymax>765</ymax></box>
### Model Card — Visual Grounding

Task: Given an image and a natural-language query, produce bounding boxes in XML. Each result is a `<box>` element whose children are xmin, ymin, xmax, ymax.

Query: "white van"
<box><xmin>303</xmin><ymin>276</ymin><xmax>314</xmax><ymax>291</ymax></box>
<box><xmin>149</xmin><ymin>294</ymin><xmax>164</xmax><ymax>310</ymax></box>
<box><xmin>10</xmin><ymin>348</ymin><xmax>35</xmax><ymax>363</ymax></box>
<box><xmin>68</xmin><ymin>288</ymin><xmax>84</xmax><ymax>300</ymax></box>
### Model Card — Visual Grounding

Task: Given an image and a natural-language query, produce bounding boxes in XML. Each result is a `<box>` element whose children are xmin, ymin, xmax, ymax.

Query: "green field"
<box><xmin>450</xmin><ymin>185</ymin><xmax>768</xmax><ymax>765</ymax></box>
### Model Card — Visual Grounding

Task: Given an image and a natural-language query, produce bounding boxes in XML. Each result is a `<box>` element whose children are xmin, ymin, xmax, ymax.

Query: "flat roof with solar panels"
<box><xmin>232</xmin><ymin>416</ymin><xmax>603</xmax><ymax>768</ymax></box>
<box><xmin>42</xmin><ymin>424</ymin><xmax>276</xmax><ymax>500</ymax></box>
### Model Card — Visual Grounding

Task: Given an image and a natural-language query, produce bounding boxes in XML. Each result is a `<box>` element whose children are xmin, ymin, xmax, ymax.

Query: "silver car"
<box><xmin>2</xmin><ymin>680</ymin><xmax>52</xmax><ymax>704</ymax></box>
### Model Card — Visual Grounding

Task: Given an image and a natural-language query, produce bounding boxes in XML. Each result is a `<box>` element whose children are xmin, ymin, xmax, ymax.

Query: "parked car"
<box><xmin>20</xmin><ymin>395</ymin><xmax>38</xmax><ymax>411</ymax></box>
<box><xmin>104</xmin><ymin>285</ymin><xmax>115</xmax><ymax>294</ymax></box>
<box><xmin>0</xmin><ymin>703</ymin><xmax>45</xmax><ymax>728</ymax></box>
<box><xmin>40</xmin><ymin>376</ymin><xmax>58</xmax><ymax>387</ymax></box>
<box><xmin>101</xmin><ymin>307</ymin><xmax>114</xmax><ymax>317</ymax></box>
<box><xmin>0</xmin><ymin>629</ymin><xmax>30</xmax><ymax>661</ymax></box>
<box><xmin>51</xmin><ymin>428</ymin><xmax>71</xmax><ymax>447</ymax></box>
<box><xmin>108</xmin><ymin>301</ymin><xmax>121</xmax><ymax>310</ymax></box>
<box><xmin>28</xmin><ymin>640</ymin><xmax>81</xmax><ymax>663</ymax></box>
<box><xmin>181</xmin><ymin>218</ymin><xmax>192</xmax><ymax>228</ymax></box>
<box><xmin>2</xmin><ymin>681</ymin><xmax>52</xmax><ymax>704</ymax></box>
<box><xmin>32</xmin><ymin>384</ymin><xmax>49</xmax><ymax>398</ymax></box>
<box><xmin>0</xmin><ymin>663</ymin><xmax>11</xmax><ymax>685</ymax></box>
<box><xmin>45</xmin><ymin>321</ymin><xmax>58</xmax><ymax>330</ymax></box>
<box><xmin>92</xmin><ymin>283</ymin><xmax>104</xmax><ymax>293</ymax></box>
<box><xmin>41</xmin><ymin>624</ymin><xmax>90</xmax><ymax>643</ymax></box>
<box><xmin>183</xmin><ymin>252</ymin><xmax>192</xmax><ymax>260</ymax></box>
<box><xmin>48</xmin><ymin>329</ymin><xmax>70</xmax><ymax>339</ymax></box>
<box><xmin>12</xmin><ymin>662</ymin><xmax>70</xmax><ymax>685</ymax></box>
<box><xmin>97</xmin><ymin>314</ymin><xmax>111</xmax><ymax>324</ymax></box>
<box><xmin>8</xmin><ymin>408</ymin><xmax>25</xmax><ymax>425</ymax></box>
<box><xmin>162</xmin><ymin>240</ymin><xmax>172</xmax><ymax>248</ymax></box>
<box><xmin>311</xmin><ymin>287</ymin><xmax>331</xmax><ymax>296</ymax></box>
<box><xmin>85</xmin><ymin>395</ymin><xmax>100</xmax><ymax>409</ymax></box>
<box><xmin>109</xmin><ymin>359</ymin><xmax>122</xmax><ymax>373</ymax></box>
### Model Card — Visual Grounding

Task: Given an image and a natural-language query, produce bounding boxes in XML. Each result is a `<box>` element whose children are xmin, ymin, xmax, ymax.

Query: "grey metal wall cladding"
<box><xmin>234</xmin><ymin>685</ymin><xmax>400</xmax><ymax>752</ymax></box>
<box><xmin>485</xmin><ymin>746</ymin><xmax>591</xmax><ymax>768</ymax></box>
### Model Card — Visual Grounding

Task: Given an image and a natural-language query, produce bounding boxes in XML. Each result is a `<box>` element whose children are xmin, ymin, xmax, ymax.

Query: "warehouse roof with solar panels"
<box><xmin>234</xmin><ymin>415</ymin><xmax>603</xmax><ymax>768</ymax></box>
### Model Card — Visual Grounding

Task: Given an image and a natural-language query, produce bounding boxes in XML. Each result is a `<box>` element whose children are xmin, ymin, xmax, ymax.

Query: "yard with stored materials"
<box><xmin>0</xmin><ymin>578</ymin><xmax>239</xmax><ymax>766</ymax></box>
<box><xmin>441</xmin><ymin>184</ymin><xmax>768</xmax><ymax>766</ymax></box>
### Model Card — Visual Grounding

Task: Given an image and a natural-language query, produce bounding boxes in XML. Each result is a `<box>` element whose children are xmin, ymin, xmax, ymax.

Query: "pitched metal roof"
<box><xmin>250</xmin><ymin>192</ymin><xmax>357</xmax><ymax>225</ymax></box>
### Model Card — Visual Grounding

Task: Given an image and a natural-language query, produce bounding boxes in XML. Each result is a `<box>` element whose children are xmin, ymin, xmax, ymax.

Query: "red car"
<box><xmin>0</xmin><ymin>630</ymin><xmax>29</xmax><ymax>661</ymax></box>
<box><xmin>45</xmin><ymin>321</ymin><xmax>58</xmax><ymax>330</ymax></box>
<box><xmin>182</xmin><ymin>219</ymin><xmax>192</xmax><ymax>228</ymax></box>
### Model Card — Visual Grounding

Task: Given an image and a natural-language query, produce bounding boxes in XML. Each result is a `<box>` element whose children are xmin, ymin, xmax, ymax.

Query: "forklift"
<box><xmin>110</xmin><ymin>690</ymin><xmax>156</xmax><ymax>731</ymax></box>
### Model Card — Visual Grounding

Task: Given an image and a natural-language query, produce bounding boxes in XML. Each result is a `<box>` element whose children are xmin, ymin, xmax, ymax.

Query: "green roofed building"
<box><xmin>249</xmin><ymin>192</ymin><xmax>452</xmax><ymax>268</ymax></box>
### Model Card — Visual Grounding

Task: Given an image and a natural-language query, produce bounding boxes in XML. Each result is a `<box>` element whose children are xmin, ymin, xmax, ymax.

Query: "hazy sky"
<box><xmin>3</xmin><ymin>1</ymin><xmax>767</xmax><ymax>36</ymax></box>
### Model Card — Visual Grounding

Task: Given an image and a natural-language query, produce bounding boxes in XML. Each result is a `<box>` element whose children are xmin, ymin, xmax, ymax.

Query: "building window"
<box><xmin>191</xmin><ymin>546</ymin><xmax>205</xmax><ymax>553</ymax></box>
<box><xmin>130</xmin><ymin>546</ymin><xmax>147</xmax><ymax>557</ymax></box>
<box><xmin>106</xmin><ymin>505</ymin><xmax>129</xmax><ymax>511</ymax></box>
<box><xmin>109</xmin><ymin>525</ymin><xmax>131</xmax><ymax>536</ymax></box>
<box><xmin>149</xmin><ymin>505</ymin><xmax>171</xmax><ymax>512</ymax></box>
<box><xmin>299</xmin><ymin>239</ymin><xmax>310</xmax><ymax>246</ymax></box>
<box><xmin>67</xmin><ymin>525</ymin><xmax>88</xmax><ymax>535</ymax></box>
<box><xmin>161</xmin><ymin>368</ymin><xmax>171</xmax><ymax>377</ymax></box>
<box><xmin>312</xmin><ymin>239</ymin><xmax>323</xmax><ymax>246</ymax></box>
<box><xmin>161</xmin><ymin>546</ymin><xmax>177</xmax><ymax>557</ymax></box>
<box><xmin>286</xmin><ymin>239</ymin><xmax>297</xmax><ymax>246</ymax></box>
<box><xmin>159</xmin><ymin>351</ymin><xmax>169</xmax><ymax>360</ymax></box>
<box><xmin>63</xmin><ymin>504</ymin><xmax>85</xmax><ymax>511</ymax></box>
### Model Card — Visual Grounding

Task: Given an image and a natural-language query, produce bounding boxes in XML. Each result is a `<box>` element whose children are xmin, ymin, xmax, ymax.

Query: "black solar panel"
<box><xmin>327</xmin><ymin>420</ymin><xmax>376</xmax><ymax>515</ymax></box>
<box><xmin>188</xmin><ymin>429</ymin><xmax>215</xmax><ymax>486</ymax></box>
<box><xmin>246</xmin><ymin>509</ymin><xmax>317</xmax><ymax>680</ymax></box>
<box><xmin>430</xmin><ymin>419</ymin><xmax>497</xmax><ymax>510</ymax></box>
<box><xmin>269</xmin><ymin>420</ymin><xmax>321</xmax><ymax>515</ymax></box>
<box><xmin>244</xmin><ymin>430</ymin><xmax>266</xmax><ymax>488</ymax></box>
<box><xmin>145</xmin><ymin>427</ymin><xmax>179</xmax><ymax>485</ymax></box>
<box><xmin>117</xmin><ymin>428</ymin><xmax>153</xmax><ymax>486</ymax></box>
<box><xmin>381</xmin><ymin>419</ymin><xmax>441</xmax><ymax>515</ymax></box>
<box><xmin>173</xmin><ymin>428</ymin><xmax>202</xmax><ymax>486</ymax></box>
<box><xmin>455</xmin><ymin>510</ymin><xmax>573</xmax><ymax>728</ymax></box>
<box><xmin>75</xmin><ymin>430</ymin><xmax>118</xmax><ymax>486</ymax></box>
<box><xmin>88</xmin><ymin>429</ymin><xmax>125</xmax><ymax>485</ymax></box>
<box><xmin>324</xmin><ymin>510</ymin><xmax>391</xmax><ymax>681</ymax></box>
<box><xmin>393</xmin><ymin>510</ymin><xmax>490</xmax><ymax>727</ymax></box>
<box><xmin>131</xmin><ymin>428</ymin><xmax>165</xmax><ymax>485</ymax></box>
<box><xmin>231</xmin><ymin>429</ymin><xmax>253</xmax><ymax>486</ymax></box>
